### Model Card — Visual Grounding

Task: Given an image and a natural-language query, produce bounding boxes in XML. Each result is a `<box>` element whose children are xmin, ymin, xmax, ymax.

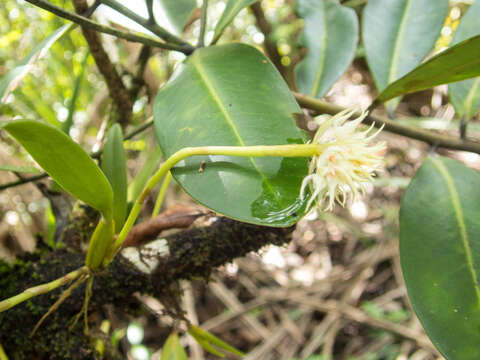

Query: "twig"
<box><xmin>294</xmin><ymin>92</ymin><xmax>480</xmax><ymax>154</ymax></box>
<box><xmin>73</xmin><ymin>0</ymin><xmax>133</xmax><ymax>128</ymax></box>
<box><xmin>294</xmin><ymin>298</ymin><xmax>437</xmax><ymax>352</ymax></box>
<box><xmin>0</xmin><ymin>120</ymin><xmax>153</xmax><ymax>191</ymax></box>
<box><xmin>145</xmin><ymin>0</ymin><xmax>154</xmax><ymax>24</ymax></box>
<box><xmin>198</xmin><ymin>0</ymin><xmax>209</xmax><ymax>47</ymax></box>
<box><xmin>182</xmin><ymin>281</ymin><xmax>203</xmax><ymax>360</ymax></box>
<box><xmin>129</xmin><ymin>45</ymin><xmax>153</xmax><ymax>101</ymax></box>
<box><xmin>250</xmin><ymin>2</ymin><xmax>295</xmax><ymax>88</ymax></box>
<box><xmin>24</xmin><ymin>0</ymin><xmax>193</xmax><ymax>53</ymax></box>
<box><xmin>101</xmin><ymin>0</ymin><xmax>192</xmax><ymax>49</ymax></box>
<box><xmin>209</xmin><ymin>279</ymin><xmax>271</xmax><ymax>340</ymax></box>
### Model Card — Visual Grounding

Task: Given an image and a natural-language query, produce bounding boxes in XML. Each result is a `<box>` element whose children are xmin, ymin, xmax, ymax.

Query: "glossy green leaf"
<box><xmin>363</xmin><ymin>0</ymin><xmax>447</xmax><ymax>110</ymax></box>
<box><xmin>212</xmin><ymin>0</ymin><xmax>258</xmax><ymax>44</ymax></box>
<box><xmin>161</xmin><ymin>332</ymin><xmax>188</xmax><ymax>360</ymax></box>
<box><xmin>2</xmin><ymin>120</ymin><xmax>113</xmax><ymax>219</ymax></box>
<box><xmin>0</xmin><ymin>24</ymin><xmax>73</xmax><ymax>103</ymax></box>
<box><xmin>400</xmin><ymin>156</ymin><xmax>480</xmax><ymax>360</ymax></box>
<box><xmin>102</xmin><ymin>124</ymin><xmax>127</xmax><ymax>233</ymax></box>
<box><xmin>156</xmin><ymin>0</ymin><xmax>196</xmax><ymax>35</ymax></box>
<box><xmin>448</xmin><ymin>0</ymin><xmax>480</xmax><ymax>119</ymax></box>
<box><xmin>295</xmin><ymin>0</ymin><xmax>358</xmax><ymax>98</ymax></box>
<box><xmin>154</xmin><ymin>43</ymin><xmax>310</xmax><ymax>227</ymax></box>
<box><xmin>374</xmin><ymin>34</ymin><xmax>480</xmax><ymax>104</ymax></box>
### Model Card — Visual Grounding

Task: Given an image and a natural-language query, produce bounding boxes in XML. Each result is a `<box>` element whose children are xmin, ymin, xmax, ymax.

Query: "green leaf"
<box><xmin>0</xmin><ymin>24</ymin><xmax>73</xmax><ymax>103</ymax></box>
<box><xmin>400</xmin><ymin>156</ymin><xmax>480</xmax><ymax>360</ymax></box>
<box><xmin>102</xmin><ymin>124</ymin><xmax>127</xmax><ymax>233</ymax></box>
<box><xmin>212</xmin><ymin>0</ymin><xmax>258</xmax><ymax>44</ymax></box>
<box><xmin>161</xmin><ymin>332</ymin><xmax>188</xmax><ymax>360</ymax></box>
<box><xmin>374</xmin><ymin>34</ymin><xmax>480</xmax><ymax>104</ymax></box>
<box><xmin>154</xmin><ymin>43</ymin><xmax>310</xmax><ymax>227</ymax></box>
<box><xmin>156</xmin><ymin>0</ymin><xmax>196</xmax><ymax>35</ymax></box>
<box><xmin>362</xmin><ymin>0</ymin><xmax>448</xmax><ymax>110</ymax></box>
<box><xmin>188</xmin><ymin>325</ymin><xmax>245</xmax><ymax>357</ymax></box>
<box><xmin>295</xmin><ymin>0</ymin><xmax>358</xmax><ymax>98</ymax></box>
<box><xmin>0</xmin><ymin>164</ymin><xmax>41</xmax><ymax>174</ymax></box>
<box><xmin>127</xmin><ymin>146</ymin><xmax>162</xmax><ymax>203</ymax></box>
<box><xmin>448</xmin><ymin>0</ymin><xmax>480</xmax><ymax>119</ymax></box>
<box><xmin>2</xmin><ymin>120</ymin><xmax>113</xmax><ymax>219</ymax></box>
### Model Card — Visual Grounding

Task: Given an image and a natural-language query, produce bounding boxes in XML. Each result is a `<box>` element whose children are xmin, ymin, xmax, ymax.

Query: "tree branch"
<box><xmin>73</xmin><ymin>0</ymin><xmax>133</xmax><ymax>128</ymax></box>
<box><xmin>294</xmin><ymin>92</ymin><xmax>480</xmax><ymax>154</ymax></box>
<box><xmin>129</xmin><ymin>45</ymin><xmax>153</xmax><ymax>101</ymax></box>
<box><xmin>250</xmin><ymin>2</ymin><xmax>295</xmax><ymax>88</ymax></box>
<box><xmin>24</xmin><ymin>0</ymin><xmax>193</xmax><ymax>53</ymax></box>
<box><xmin>145</xmin><ymin>0</ymin><xmax>155</xmax><ymax>24</ymax></box>
<box><xmin>0</xmin><ymin>218</ymin><xmax>293</xmax><ymax>357</ymax></box>
<box><xmin>101</xmin><ymin>0</ymin><xmax>192</xmax><ymax>49</ymax></box>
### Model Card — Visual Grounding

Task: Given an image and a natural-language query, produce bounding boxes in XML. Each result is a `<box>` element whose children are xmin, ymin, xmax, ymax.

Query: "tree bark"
<box><xmin>0</xmin><ymin>217</ymin><xmax>293</xmax><ymax>359</ymax></box>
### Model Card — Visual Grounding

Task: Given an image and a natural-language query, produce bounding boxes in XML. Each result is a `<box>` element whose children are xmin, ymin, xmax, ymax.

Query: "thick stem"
<box><xmin>0</xmin><ymin>266</ymin><xmax>89</xmax><ymax>313</ymax></box>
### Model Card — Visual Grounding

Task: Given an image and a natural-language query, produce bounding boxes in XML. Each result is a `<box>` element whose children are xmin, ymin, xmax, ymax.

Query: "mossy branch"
<box><xmin>0</xmin><ymin>218</ymin><xmax>292</xmax><ymax>358</ymax></box>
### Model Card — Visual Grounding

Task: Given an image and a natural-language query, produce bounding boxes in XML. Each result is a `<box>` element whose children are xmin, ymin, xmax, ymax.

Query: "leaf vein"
<box><xmin>190</xmin><ymin>55</ymin><xmax>281</xmax><ymax>203</ymax></box>
<box><xmin>430</xmin><ymin>157</ymin><xmax>480</xmax><ymax>306</ymax></box>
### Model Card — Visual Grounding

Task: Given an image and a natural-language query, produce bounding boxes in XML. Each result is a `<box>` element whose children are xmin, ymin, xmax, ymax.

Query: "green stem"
<box><xmin>0</xmin><ymin>266</ymin><xmax>89</xmax><ymax>313</ymax></box>
<box><xmin>106</xmin><ymin>143</ymin><xmax>323</xmax><ymax>261</ymax></box>
<box><xmin>152</xmin><ymin>171</ymin><xmax>172</xmax><ymax>218</ymax></box>
<box><xmin>198</xmin><ymin>0</ymin><xmax>209</xmax><ymax>47</ymax></box>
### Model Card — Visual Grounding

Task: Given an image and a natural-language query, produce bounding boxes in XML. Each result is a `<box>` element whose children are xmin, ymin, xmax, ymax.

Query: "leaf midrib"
<box><xmin>310</xmin><ymin>1</ymin><xmax>328</xmax><ymax>97</ymax></box>
<box><xmin>189</xmin><ymin>54</ymin><xmax>281</xmax><ymax>203</ymax></box>
<box><xmin>387</xmin><ymin>0</ymin><xmax>412</xmax><ymax>87</ymax></box>
<box><xmin>463</xmin><ymin>78</ymin><xmax>480</xmax><ymax>118</ymax></box>
<box><xmin>430</xmin><ymin>157</ymin><xmax>480</xmax><ymax>306</ymax></box>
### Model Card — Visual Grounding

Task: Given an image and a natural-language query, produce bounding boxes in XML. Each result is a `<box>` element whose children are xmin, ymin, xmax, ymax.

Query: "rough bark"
<box><xmin>0</xmin><ymin>218</ymin><xmax>293</xmax><ymax>359</ymax></box>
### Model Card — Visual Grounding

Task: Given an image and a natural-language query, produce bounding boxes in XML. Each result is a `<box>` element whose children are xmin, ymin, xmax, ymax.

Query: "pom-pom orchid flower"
<box><xmin>300</xmin><ymin>109</ymin><xmax>386</xmax><ymax>211</ymax></box>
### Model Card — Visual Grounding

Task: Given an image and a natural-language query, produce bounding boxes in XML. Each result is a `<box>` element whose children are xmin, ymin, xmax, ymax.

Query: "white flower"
<box><xmin>300</xmin><ymin>108</ymin><xmax>386</xmax><ymax>211</ymax></box>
